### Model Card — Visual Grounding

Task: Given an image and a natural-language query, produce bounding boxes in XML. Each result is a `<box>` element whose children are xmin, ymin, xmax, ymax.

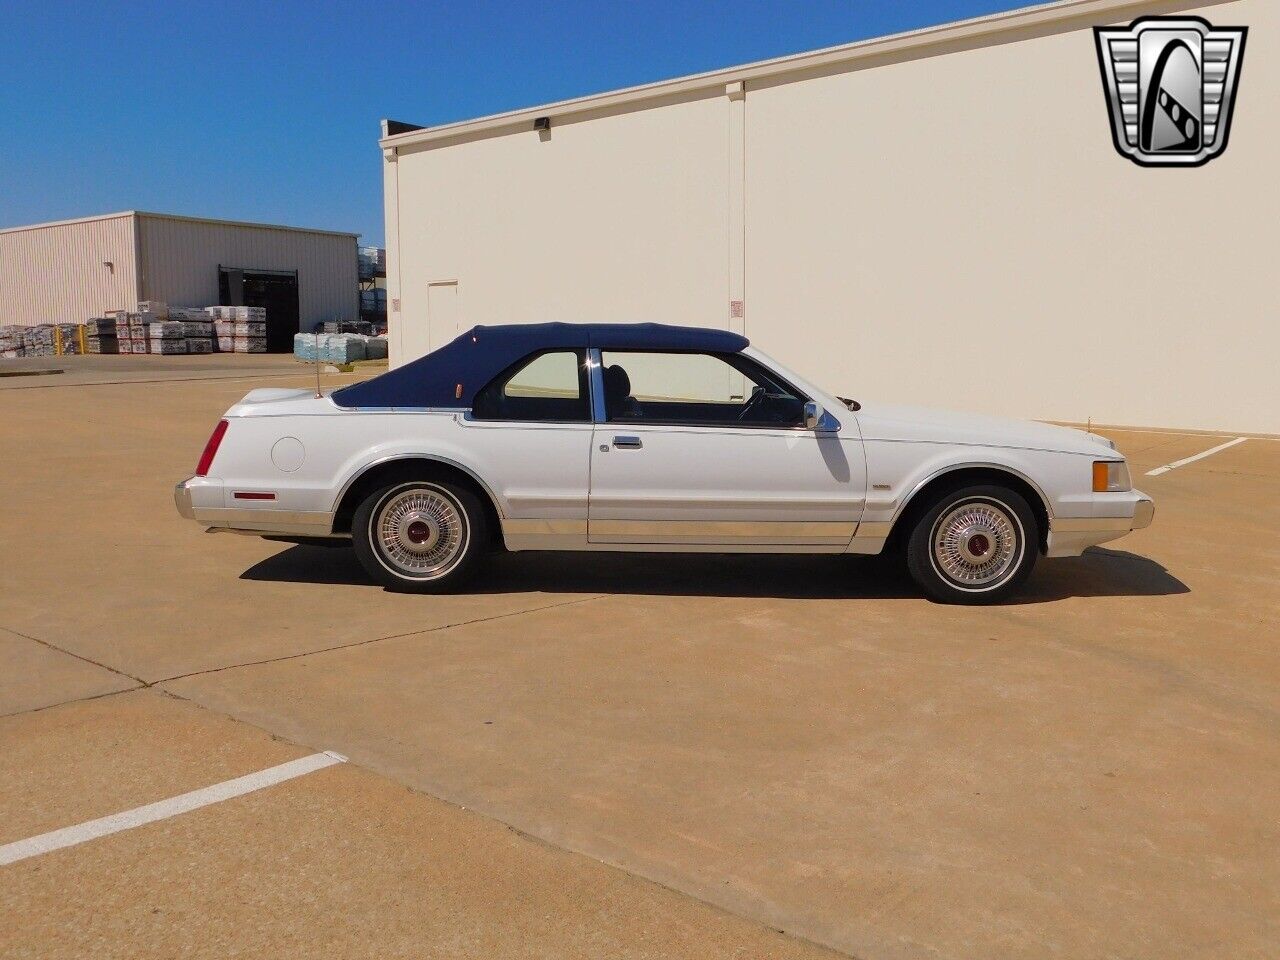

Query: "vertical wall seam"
<box><xmin>726</xmin><ymin>82</ymin><xmax>747</xmax><ymax>340</ymax></box>
<box><xmin>740</xmin><ymin>85</ymin><xmax>747</xmax><ymax>339</ymax></box>
<box><xmin>388</xmin><ymin>149</ymin><xmax>404</xmax><ymax>365</ymax></box>
<box><xmin>132</xmin><ymin>213</ymin><xmax>144</xmax><ymax>305</ymax></box>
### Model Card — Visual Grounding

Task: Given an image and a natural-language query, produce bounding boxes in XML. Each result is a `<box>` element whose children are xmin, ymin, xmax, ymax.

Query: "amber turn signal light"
<box><xmin>1092</xmin><ymin>460</ymin><xmax>1131</xmax><ymax>492</ymax></box>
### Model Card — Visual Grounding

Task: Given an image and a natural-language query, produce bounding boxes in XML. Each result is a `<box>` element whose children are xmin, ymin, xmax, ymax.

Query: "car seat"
<box><xmin>603</xmin><ymin>364</ymin><xmax>640</xmax><ymax>418</ymax></box>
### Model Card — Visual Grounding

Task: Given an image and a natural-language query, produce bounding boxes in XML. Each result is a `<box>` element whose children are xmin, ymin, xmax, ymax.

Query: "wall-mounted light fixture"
<box><xmin>534</xmin><ymin>116</ymin><xmax>551</xmax><ymax>132</ymax></box>
<box><xmin>103</xmin><ymin>260</ymin><xmax>114</xmax><ymax>273</ymax></box>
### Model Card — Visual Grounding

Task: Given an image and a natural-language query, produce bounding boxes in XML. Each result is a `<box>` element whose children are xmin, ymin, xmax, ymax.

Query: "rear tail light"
<box><xmin>195</xmin><ymin>419</ymin><xmax>229</xmax><ymax>477</ymax></box>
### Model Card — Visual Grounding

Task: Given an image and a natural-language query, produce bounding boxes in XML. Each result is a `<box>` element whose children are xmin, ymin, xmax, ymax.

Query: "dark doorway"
<box><xmin>218</xmin><ymin>267</ymin><xmax>301</xmax><ymax>353</ymax></box>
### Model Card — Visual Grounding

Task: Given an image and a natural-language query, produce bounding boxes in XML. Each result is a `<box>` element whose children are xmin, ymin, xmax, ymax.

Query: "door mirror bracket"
<box><xmin>803</xmin><ymin>401</ymin><xmax>824</xmax><ymax>430</ymax></box>
<box><xmin>803</xmin><ymin>401</ymin><xmax>839</xmax><ymax>432</ymax></box>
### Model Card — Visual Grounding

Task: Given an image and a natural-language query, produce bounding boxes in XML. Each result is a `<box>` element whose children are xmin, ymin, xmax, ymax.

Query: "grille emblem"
<box><xmin>1095</xmin><ymin>17</ymin><xmax>1247</xmax><ymax>167</ymax></box>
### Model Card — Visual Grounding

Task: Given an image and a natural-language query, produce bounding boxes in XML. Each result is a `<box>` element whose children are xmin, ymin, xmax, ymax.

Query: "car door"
<box><xmin>587</xmin><ymin>349</ymin><xmax>865</xmax><ymax>548</ymax></box>
<box><xmin>457</xmin><ymin>348</ymin><xmax>593</xmax><ymax>548</ymax></box>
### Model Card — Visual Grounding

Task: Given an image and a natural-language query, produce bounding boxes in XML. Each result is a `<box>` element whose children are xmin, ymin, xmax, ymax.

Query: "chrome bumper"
<box><xmin>1045</xmin><ymin>491</ymin><xmax>1154</xmax><ymax>557</ymax></box>
<box><xmin>174</xmin><ymin>479</ymin><xmax>196</xmax><ymax>520</ymax></box>
<box><xmin>1132</xmin><ymin>496</ymin><xmax>1155</xmax><ymax>530</ymax></box>
<box><xmin>174</xmin><ymin>476</ymin><xmax>339</xmax><ymax>538</ymax></box>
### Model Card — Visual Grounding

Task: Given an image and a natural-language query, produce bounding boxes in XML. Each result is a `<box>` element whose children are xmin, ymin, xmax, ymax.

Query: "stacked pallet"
<box><xmin>292</xmin><ymin>333</ymin><xmax>324</xmax><ymax>362</ymax></box>
<box><xmin>320</xmin><ymin>320</ymin><xmax>374</xmax><ymax>335</ymax></box>
<box><xmin>206</xmin><ymin>306</ymin><xmax>267</xmax><ymax>352</ymax></box>
<box><xmin>293</xmin><ymin>332</ymin><xmax>388</xmax><ymax>364</ymax></box>
<box><xmin>16</xmin><ymin>324</ymin><xmax>86</xmax><ymax>357</ymax></box>
<box><xmin>113</xmin><ymin>312</ymin><xmax>145</xmax><ymax>353</ymax></box>
<box><xmin>58</xmin><ymin>324</ymin><xmax>86</xmax><ymax>354</ymax></box>
<box><xmin>0</xmin><ymin>300</ymin><xmax>281</xmax><ymax>358</ymax></box>
<box><xmin>110</xmin><ymin>314</ymin><xmax>131</xmax><ymax>353</ymax></box>
<box><xmin>360</xmin><ymin>288</ymin><xmax>388</xmax><ymax>319</ymax></box>
<box><xmin>357</xmin><ymin>246</ymin><xmax>385</xmax><ymax>278</ymax></box>
<box><xmin>1</xmin><ymin>325</ymin><xmax>23</xmax><ymax>358</ymax></box>
<box><xmin>209</xmin><ymin>306</ymin><xmax>234</xmax><ymax>352</ymax></box>
<box><xmin>19</xmin><ymin>328</ymin><xmax>51</xmax><ymax>357</ymax></box>
<box><xmin>84</xmin><ymin>317</ymin><xmax>119</xmax><ymax>354</ymax></box>
<box><xmin>148</xmin><ymin>320</ymin><xmax>188</xmax><ymax>355</ymax></box>
<box><xmin>171</xmin><ymin>307</ymin><xmax>214</xmax><ymax>354</ymax></box>
<box><xmin>113</xmin><ymin>304</ymin><xmax>165</xmax><ymax>354</ymax></box>
<box><xmin>0</xmin><ymin>303</ymin><xmax>379</xmax><ymax>360</ymax></box>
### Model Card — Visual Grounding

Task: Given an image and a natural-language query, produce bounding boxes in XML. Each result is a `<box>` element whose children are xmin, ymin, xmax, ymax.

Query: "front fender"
<box><xmin>860</xmin><ymin>440</ymin><xmax>1073</xmax><ymax>533</ymax></box>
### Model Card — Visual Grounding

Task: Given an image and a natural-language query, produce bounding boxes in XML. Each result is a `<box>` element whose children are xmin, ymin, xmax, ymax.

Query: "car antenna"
<box><xmin>313</xmin><ymin>321</ymin><xmax>325</xmax><ymax>399</ymax></box>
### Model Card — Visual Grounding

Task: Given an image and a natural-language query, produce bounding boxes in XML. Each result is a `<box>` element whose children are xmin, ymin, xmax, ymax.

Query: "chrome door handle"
<box><xmin>612</xmin><ymin>435</ymin><xmax>642</xmax><ymax>449</ymax></box>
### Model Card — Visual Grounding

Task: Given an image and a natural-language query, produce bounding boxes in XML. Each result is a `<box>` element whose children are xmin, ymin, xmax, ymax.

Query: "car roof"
<box><xmin>332</xmin><ymin>322</ymin><xmax>749</xmax><ymax>410</ymax></box>
<box><xmin>467</xmin><ymin>322</ymin><xmax>748</xmax><ymax>353</ymax></box>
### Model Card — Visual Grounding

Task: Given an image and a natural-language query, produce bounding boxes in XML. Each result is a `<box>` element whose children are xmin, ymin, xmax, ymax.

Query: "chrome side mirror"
<box><xmin>803</xmin><ymin>401</ymin><xmax>824</xmax><ymax>430</ymax></box>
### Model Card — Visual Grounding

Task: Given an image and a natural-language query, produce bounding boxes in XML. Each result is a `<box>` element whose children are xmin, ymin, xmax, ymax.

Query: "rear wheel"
<box><xmin>905</xmin><ymin>484</ymin><xmax>1037</xmax><ymax>604</ymax></box>
<box><xmin>352</xmin><ymin>479</ymin><xmax>488</xmax><ymax>592</ymax></box>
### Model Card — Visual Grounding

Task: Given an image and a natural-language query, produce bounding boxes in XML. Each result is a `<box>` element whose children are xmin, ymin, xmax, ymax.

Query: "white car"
<box><xmin>175</xmin><ymin>323</ymin><xmax>1153</xmax><ymax>604</ymax></box>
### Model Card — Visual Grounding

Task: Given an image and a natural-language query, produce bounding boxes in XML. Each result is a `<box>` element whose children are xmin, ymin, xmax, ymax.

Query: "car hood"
<box><xmin>852</xmin><ymin>402</ymin><xmax>1114</xmax><ymax>455</ymax></box>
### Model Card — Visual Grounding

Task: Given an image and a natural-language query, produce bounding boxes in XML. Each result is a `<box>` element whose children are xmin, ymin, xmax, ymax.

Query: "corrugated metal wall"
<box><xmin>0</xmin><ymin>214</ymin><xmax>139</xmax><ymax>325</ymax></box>
<box><xmin>137</xmin><ymin>215</ymin><xmax>357</xmax><ymax>328</ymax></box>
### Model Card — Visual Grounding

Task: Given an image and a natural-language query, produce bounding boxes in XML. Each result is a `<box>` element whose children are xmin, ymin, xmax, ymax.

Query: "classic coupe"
<box><xmin>176</xmin><ymin>323</ymin><xmax>1153</xmax><ymax>603</ymax></box>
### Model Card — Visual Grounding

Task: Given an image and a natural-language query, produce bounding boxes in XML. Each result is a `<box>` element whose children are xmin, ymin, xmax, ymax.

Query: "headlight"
<box><xmin>1092</xmin><ymin>460</ymin><xmax>1131</xmax><ymax>492</ymax></box>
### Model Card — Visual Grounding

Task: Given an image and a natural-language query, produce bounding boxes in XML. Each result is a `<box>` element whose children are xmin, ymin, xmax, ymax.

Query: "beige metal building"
<box><xmin>1</xmin><ymin>211</ymin><xmax>359</xmax><ymax>351</ymax></box>
<box><xmin>379</xmin><ymin>0</ymin><xmax>1275</xmax><ymax>434</ymax></box>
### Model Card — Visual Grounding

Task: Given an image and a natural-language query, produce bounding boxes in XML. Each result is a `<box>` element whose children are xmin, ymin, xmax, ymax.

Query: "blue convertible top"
<box><xmin>331</xmin><ymin>322</ymin><xmax>749</xmax><ymax>410</ymax></box>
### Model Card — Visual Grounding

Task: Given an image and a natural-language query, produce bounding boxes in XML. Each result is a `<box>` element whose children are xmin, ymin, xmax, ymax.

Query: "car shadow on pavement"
<box><xmin>241</xmin><ymin>544</ymin><xmax>1187</xmax><ymax>603</ymax></box>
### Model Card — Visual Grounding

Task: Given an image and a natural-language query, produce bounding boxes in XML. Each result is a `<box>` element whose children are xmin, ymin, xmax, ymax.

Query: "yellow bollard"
<box><xmin>54</xmin><ymin>326</ymin><xmax>62</xmax><ymax>356</ymax></box>
<box><xmin>78</xmin><ymin>324</ymin><xmax>86</xmax><ymax>355</ymax></box>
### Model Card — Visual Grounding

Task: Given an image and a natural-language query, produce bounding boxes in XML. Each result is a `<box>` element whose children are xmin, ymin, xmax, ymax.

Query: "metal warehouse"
<box><xmin>0</xmin><ymin>211</ymin><xmax>358</xmax><ymax>352</ymax></box>
<box><xmin>378</xmin><ymin>0</ymin><xmax>1276</xmax><ymax>435</ymax></box>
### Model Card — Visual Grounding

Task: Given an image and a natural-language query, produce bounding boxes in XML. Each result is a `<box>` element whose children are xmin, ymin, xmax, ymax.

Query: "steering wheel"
<box><xmin>737</xmin><ymin>386</ymin><xmax>767</xmax><ymax>422</ymax></box>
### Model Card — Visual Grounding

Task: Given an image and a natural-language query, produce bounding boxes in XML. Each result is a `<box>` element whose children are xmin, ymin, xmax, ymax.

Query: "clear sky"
<box><xmin>0</xmin><ymin>0</ymin><xmax>1046</xmax><ymax>245</ymax></box>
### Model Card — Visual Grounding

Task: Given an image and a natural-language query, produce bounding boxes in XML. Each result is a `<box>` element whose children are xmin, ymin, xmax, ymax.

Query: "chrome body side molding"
<box><xmin>585</xmin><ymin>519</ymin><xmax>856</xmax><ymax>546</ymax></box>
<box><xmin>500</xmin><ymin>516</ymin><xmax>887</xmax><ymax>554</ymax></box>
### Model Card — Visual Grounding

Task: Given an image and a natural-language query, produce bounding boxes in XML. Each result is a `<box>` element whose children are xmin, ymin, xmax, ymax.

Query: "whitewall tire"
<box><xmin>905</xmin><ymin>485</ymin><xmax>1037</xmax><ymax>604</ymax></box>
<box><xmin>352</xmin><ymin>479</ymin><xmax>488</xmax><ymax>593</ymax></box>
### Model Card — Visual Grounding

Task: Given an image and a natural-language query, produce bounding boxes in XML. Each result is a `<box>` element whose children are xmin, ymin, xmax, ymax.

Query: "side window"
<box><xmin>473</xmin><ymin>350</ymin><xmax>589</xmax><ymax>422</ymax></box>
<box><xmin>599</xmin><ymin>351</ymin><xmax>805</xmax><ymax>427</ymax></box>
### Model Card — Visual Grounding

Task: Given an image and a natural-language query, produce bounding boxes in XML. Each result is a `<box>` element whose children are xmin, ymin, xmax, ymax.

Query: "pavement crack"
<box><xmin>149</xmin><ymin>682</ymin><xmax>855</xmax><ymax>959</ymax></box>
<box><xmin>2</xmin><ymin>625</ymin><xmax>149</xmax><ymax>686</ymax></box>
<box><xmin>0</xmin><ymin>684</ymin><xmax>145</xmax><ymax>720</ymax></box>
<box><xmin>153</xmin><ymin>594</ymin><xmax>608</xmax><ymax>685</ymax></box>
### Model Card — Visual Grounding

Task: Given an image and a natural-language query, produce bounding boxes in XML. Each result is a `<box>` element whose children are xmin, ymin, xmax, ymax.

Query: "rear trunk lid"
<box><xmin>226</xmin><ymin>388</ymin><xmax>336</xmax><ymax>418</ymax></box>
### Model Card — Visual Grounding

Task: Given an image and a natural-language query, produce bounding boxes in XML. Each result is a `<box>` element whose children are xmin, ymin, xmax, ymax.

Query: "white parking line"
<box><xmin>1146</xmin><ymin>437</ymin><xmax>1249</xmax><ymax>476</ymax></box>
<box><xmin>0</xmin><ymin>751</ymin><xmax>346</xmax><ymax>866</ymax></box>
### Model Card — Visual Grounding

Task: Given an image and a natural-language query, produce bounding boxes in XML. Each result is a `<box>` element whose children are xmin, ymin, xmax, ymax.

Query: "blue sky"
<box><xmin>0</xmin><ymin>0</ymin><xmax>1045</xmax><ymax>245</ymax></box>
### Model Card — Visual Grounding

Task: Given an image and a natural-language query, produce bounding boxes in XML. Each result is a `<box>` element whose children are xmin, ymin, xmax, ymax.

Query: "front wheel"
<box><xmin>351</xmin><ymin>479</ymin><xmax>488</xmax><ymax>592</ymax></box>
<box><xmin>905</xmin><ymin>485</ymin><xmax>1037</xmax><ymax>604</ymax></box>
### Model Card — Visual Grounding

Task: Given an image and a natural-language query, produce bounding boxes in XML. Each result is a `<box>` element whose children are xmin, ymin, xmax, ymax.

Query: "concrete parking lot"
<box><xmin>1</xmin><ymin>363</ymin><xmax>1276</xmax><ymax>959</ymax></box>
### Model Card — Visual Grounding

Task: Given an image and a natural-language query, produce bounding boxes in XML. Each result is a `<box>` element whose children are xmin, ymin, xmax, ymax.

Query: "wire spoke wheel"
<box><xmin>373</xmin><ymin>485</ymin><xmax>468</xmax><ymax>579</ymax></box>
<box><xmin>929</xmin><ymin>499</ymin><xmax>1021</xmax><ymax>589</ymax></box>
